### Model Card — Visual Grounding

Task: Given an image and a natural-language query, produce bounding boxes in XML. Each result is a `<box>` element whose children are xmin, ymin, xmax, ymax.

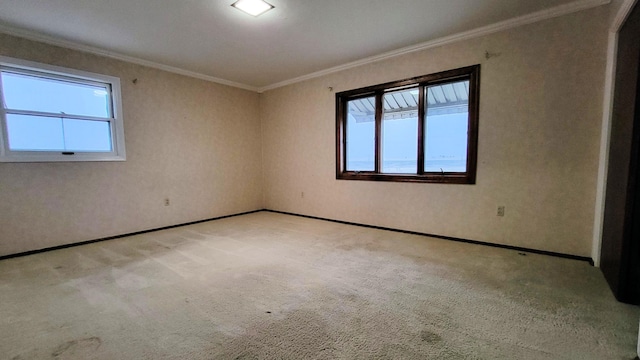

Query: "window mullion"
<box><xmin>374</xmin><ymin>92</ymin><xmax>383</xmax><ymax>173</ymax></box>
<box><xmin>417</xmin><ymin>85</ymin><xmax>425</xmax><ymax>175</ymax></box>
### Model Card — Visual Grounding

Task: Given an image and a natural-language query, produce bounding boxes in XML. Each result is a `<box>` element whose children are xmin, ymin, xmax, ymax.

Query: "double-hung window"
<box><xmin>0</xmin><ymin>56</ymin><xmax>125</xmax><ymax>162</ymax></box>
<box><xmin>336</xmin><ymin>65</ymin><xmax>480</xmax><ymax>184</ymax></box>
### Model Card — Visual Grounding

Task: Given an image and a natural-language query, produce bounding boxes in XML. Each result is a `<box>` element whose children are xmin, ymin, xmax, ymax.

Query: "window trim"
<box><xmin>0</xmin><ymin>56</ymin><xmax>126</xmax><ymax>162</ymax></box>
<box><xmin>336</xmin><ymin>65</ymin><xmax>480</xmax><ymax>184</ymax></box>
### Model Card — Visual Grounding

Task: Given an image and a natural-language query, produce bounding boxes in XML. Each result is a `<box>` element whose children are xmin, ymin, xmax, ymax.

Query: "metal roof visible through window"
<box><xmin>349</xmin><ymin>80</ymin><xmax>470</xmax><ymax>123</ymax></box>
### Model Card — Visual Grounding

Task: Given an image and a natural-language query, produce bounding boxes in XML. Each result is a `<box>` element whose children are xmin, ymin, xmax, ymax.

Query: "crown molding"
<box><xmin>258</xmin><ymin>0</ymin><xmax>611</xmax><ymax>92</ymax></box>
<box><xmin>0</xmin><ymin>23</ymin><xmax>260</xmax><ymax>92</ymax></box>
<box><xmin>611</xmin><ymin>0</ymin><xmax>638</xmax><ymax>31</ymax></box>
<box><xmin>0</xmin><ymin>0</ymin><xmax>610</xmax><ymax>94</ymax></box>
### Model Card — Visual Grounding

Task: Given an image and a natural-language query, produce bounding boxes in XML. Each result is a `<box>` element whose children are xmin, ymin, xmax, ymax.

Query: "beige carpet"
<box><xmin>0</xmin><ymin>212</ymin><xmax>638</xmax><ymax>359</ymax></box>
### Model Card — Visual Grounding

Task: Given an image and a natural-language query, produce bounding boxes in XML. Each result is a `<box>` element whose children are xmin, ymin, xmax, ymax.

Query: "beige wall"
<box><xmin>0</xmin><ymin>5</ymin><xmax>612</xmax><ymax>258</ymax></box>
<box><xmin>261</xmin><ymin>6</ymin><xmax>609</xmax><ymax>257</ymax></box>
<box><xmin>0</xmin><ymin>34</ymin><xmax>263</xmax><ymax>256</ymax></box>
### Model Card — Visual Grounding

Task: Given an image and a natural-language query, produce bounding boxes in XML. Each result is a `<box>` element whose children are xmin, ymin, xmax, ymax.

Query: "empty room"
<box><xmin>1</xmin><ymin>0</ymin><xmax>640</xmax><ymax>359</ymax></box>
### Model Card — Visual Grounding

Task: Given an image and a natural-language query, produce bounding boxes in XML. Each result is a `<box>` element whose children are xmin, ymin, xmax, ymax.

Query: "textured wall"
<box><xmin>0</xmin><ymin>34</ymin><xmax>263</xmax><ymax>256</ymax></box>
<box><xmin>261</xmin><ymin>7</ymin><xmax>609</xmax><ymax>257</ymax></box>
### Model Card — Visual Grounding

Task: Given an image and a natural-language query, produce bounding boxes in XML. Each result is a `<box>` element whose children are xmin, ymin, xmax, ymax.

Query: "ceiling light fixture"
<box><xmin>231</xmin><ymin>0</ymin><xmax>274</xmax><ymax>17</ymax></box>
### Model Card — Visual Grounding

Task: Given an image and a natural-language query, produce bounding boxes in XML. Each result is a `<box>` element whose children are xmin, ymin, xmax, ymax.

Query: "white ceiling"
<box><xmin>0</xmin><ymin>0</ymin><xmax>608</xmax><ymax>91</ymax></box>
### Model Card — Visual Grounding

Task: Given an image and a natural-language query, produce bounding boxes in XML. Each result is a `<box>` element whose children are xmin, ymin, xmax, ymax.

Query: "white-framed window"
<box><xmin>0</xmin><ymin>56</ymin><xmax>126</xmax><ymax>162</ymax></box>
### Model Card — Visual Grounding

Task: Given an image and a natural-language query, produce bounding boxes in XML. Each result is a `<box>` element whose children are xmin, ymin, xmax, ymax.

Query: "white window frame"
<box><xmin>0</xmin><ymin>56</ymin><xmax>126</xmax><ymax>162</ymax></box>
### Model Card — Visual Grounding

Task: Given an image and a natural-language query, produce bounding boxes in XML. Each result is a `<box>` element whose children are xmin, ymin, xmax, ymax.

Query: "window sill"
<box><xmin>0</xmin><ymin>153</ymin><xmax>126</xmax><ymax>163</ymax></box>
<box><xmin>337</xmin><ymin>172</ymin><xmax>475</xmax><ymax>184</ymax></box>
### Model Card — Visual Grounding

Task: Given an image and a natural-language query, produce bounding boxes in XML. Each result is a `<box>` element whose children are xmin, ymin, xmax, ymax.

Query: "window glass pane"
<box><xmin>381</xmin><ymin>88</ymin><xmax>418</xmax><ymax>174</ymax></box>
<box><xmin>346</xmin><ymin>96</ymin><xmax>375</xmax><ymax>171</ymax></box>
<box><xmin>5</xmin><ymin>114</ymin><xmax>112</xmax><ymax>152</ymax></box>
<box><xmin>1</xmin><ymin>71</ymin><xmax>110</xmax><ymax>118</ymax></box>
<box><xmin>6</xmin><ymin>114</ymin><xmax>64</xmax><ymax>151</ymax></box>
<box><xmin>424</xmin><ymin>80</ymin><xmax>469</xmax><ymax>173</ymax></box>
<box><xmin>63</xmin><ymin>119</ymin><xmax>112</xmax><ymax>152</ymax></box>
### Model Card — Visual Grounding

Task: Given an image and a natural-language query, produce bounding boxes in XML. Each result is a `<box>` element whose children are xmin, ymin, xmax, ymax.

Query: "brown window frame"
<box><xmin>336</xmin><ymin>65</ymin><xmax>480</xmax><ymax>184</ymax></box>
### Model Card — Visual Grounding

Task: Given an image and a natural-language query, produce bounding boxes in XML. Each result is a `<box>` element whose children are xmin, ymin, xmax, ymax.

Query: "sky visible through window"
<box><xmin>1</xmin><ymin>71</ymin><xmax>113</xmax><ymax>152</ymax></box>
<box><xmin>347</xmin><ymin>113</ymin><xmax>468</xmax><ymax>174</ymax></box>
<box><xmin>346</xmin><ymin>109</ymin><xmax>468</xmax><ymax>173</ymax></box>
<box><xmin>345</xmin><ymin>79</ymin><xmax>470</xmax><ymax>174</ymax></box>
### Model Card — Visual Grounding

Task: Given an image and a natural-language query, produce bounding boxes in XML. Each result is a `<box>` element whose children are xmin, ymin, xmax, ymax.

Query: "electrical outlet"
<box><xmin>497</xmin><ymin>206</ymin><xmax>505</xmax><ymax>217</ymax></box>
<box><xmin>164</xmin><ymin>198</ymin><xmax>170</xmax><ymax>206</ymax></box>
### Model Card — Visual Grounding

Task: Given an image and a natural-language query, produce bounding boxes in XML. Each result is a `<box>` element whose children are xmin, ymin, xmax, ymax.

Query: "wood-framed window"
<box><xmin>336</xmin><ymin>65</ymin><xmax>480</xmax><ymax>184</ymax></box>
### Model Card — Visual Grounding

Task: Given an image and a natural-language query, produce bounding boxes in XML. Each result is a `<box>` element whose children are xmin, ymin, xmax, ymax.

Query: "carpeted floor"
<box><xmin>0</xmin><ymin>211</ymin><xmax>638</xmax><ymax>359</ymax></box>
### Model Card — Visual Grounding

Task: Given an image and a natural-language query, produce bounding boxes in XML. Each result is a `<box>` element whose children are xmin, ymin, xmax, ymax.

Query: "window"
<box><xmin>336</xmin><ymin>65</ymin><xmax>479</xmax><ymax>184</ymax></box>
<box><xmin>0</xmin><ymin>56</ymin><xmax>125</xmax><ymax>162</ymax></box>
